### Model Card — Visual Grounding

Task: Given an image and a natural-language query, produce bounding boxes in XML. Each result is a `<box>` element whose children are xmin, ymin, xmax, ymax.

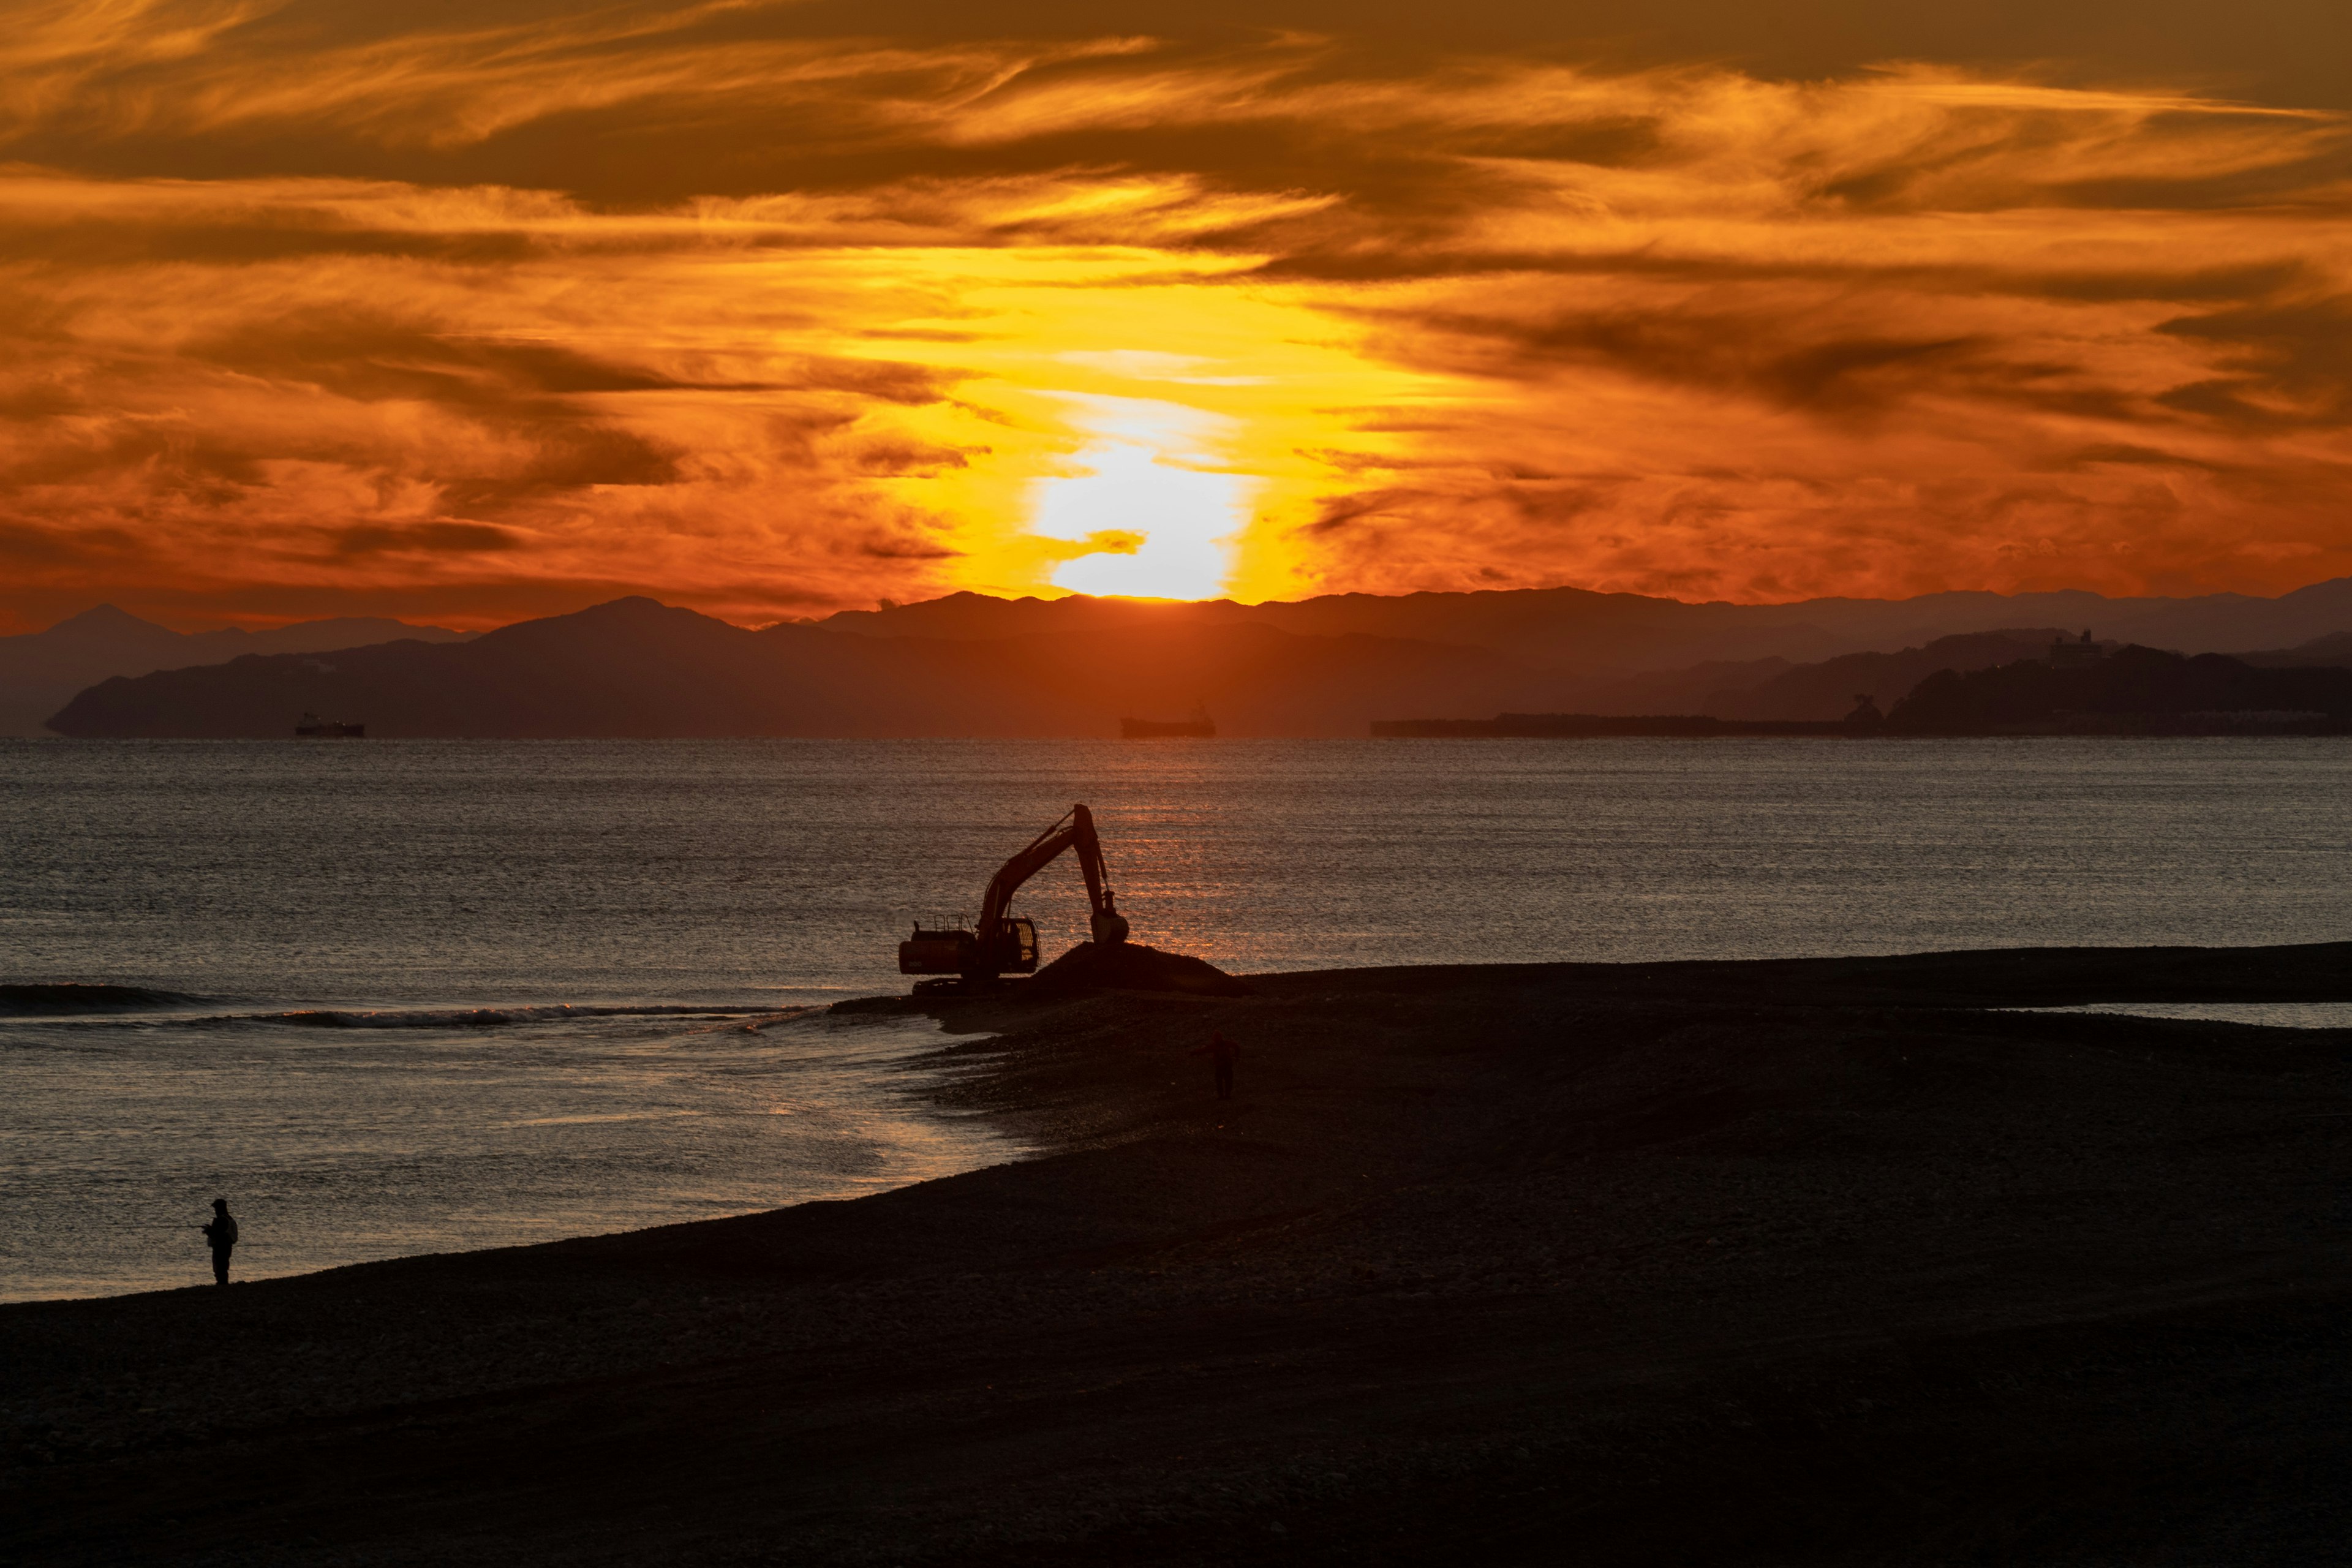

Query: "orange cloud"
<box><xmin>1</xmin><ymin>2</ymin><xmax>2350</xmax><ymax>628</ymax></box>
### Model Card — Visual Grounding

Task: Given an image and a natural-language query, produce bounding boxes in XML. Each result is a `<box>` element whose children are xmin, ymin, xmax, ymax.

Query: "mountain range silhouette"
<box><xmin>1</xmin><ymin>606</ymin><xmax>470</xmax><ymax>737</ymax></box>
<box><xmin>35</xmin><ymin>580</ymin><xmax>2352</xmax><ymax>738</ymax></box>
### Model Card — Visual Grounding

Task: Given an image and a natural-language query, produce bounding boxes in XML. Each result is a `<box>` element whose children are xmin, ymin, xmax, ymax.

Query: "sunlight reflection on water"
<box><xmin>6</xmin><ymin>735</ymin><xmax>2351</xmax><ymax>1300</ymax></box>
<box><xmin>2013</xmin><ymin>1002</ymin><xmax>2352</xmax><ymax>1028</ymax></box>
<box><xmin>8</xmin><ymin>737</ymin><xmax>2350</xmax><ymax>1000</ymax></box>
<box><xmin>0</xmin><ymin>1006</ymin><xmax>1008</xmax><ymax>1302</ymax></box>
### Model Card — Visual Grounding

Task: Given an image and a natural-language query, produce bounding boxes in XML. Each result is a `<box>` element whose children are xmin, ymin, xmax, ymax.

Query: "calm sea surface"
<box><xmin>6</xmin><ymin>736</ymin><xmax>2351</xmax><ymax>1301</ymax></box>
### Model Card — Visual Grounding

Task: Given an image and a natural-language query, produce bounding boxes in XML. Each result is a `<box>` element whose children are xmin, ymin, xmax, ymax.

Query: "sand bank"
<box><xmin>7</xmin><ymin>943</ymin><xmax>2352</xmax><ymax>1564</ymax></box>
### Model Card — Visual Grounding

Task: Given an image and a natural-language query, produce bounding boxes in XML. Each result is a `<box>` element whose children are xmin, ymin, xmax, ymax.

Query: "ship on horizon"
<box><xmin>1120</xmin><ymin>701</ymin><xmax>1215</xmax><ymax>739</ymax></box>
<box><xmin>294</xmin><ymin>711</ymin><xmax>366</xmax><ymax>738</ymax></box>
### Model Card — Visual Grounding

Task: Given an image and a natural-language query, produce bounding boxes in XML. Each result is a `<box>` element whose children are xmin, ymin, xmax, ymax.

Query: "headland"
<box><xmin>7</xmin><ymin>943</ymin><xmax>2352</xmax><ymax>1564</ymax></box>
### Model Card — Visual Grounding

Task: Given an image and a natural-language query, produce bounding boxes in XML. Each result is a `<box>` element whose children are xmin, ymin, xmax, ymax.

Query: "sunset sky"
<box><xmin>5</xmin><ymin>0</ymin><xmax>2351</xmax><ymax>630</ymax></box>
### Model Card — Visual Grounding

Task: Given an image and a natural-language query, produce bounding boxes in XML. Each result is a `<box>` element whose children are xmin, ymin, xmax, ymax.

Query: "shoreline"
<box><xmin>9</xmin><ymin>942</ymin><xmax>2352</xmax><ymax>1564</ymax></box>
<box><xmin>0</xmin><ymin>1000</ymin><xmax>1005</xmax><ymax>1308</ymax></box>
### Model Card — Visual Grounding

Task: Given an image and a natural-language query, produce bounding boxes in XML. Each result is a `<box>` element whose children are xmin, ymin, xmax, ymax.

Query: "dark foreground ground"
<box><xmin>8</xmin><ymin>944</ymin><xmax>2352</xmax><ymax>1566</ymax></box>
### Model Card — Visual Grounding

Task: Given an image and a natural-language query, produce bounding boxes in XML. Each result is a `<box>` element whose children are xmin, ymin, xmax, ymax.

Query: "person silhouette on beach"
<box><xmin>1192</xmin><ymin>1030</ymin><xmax>1240</xmax><ymax>1101</ymax></box>
<box><xmin>201</xmin><ymin>1198</ymin><xmax>238</xmax><ymax>1286</ymax></box>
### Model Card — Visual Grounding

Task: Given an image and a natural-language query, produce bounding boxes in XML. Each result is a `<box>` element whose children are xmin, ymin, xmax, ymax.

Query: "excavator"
<box><xmin>899</xmin><ymin>804</ymin><xmax>1129</xmax><ymax>989</ymax></box>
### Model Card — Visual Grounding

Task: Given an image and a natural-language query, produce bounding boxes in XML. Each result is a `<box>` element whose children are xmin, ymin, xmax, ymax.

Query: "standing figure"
<box><xmin>201</xmin><ymin>1197</ymin><xmax>238</xmax><ymax>1286</ymax></box>
<box><xmin>1192</xmin><ymin>1029</ymin><xmax>1240</xmax><ymax>1101</ymax></box>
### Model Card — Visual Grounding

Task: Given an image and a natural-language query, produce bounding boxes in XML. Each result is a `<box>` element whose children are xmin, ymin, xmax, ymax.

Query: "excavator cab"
<box><xmin>899</xmin><ymin>925</ymin><xmax>973</xmax><ymax>976</ymax></box>
<box><xmin>899</xmin><ymin>916</ymin><xmax>1038</xmax><ymax>978</ymax></box>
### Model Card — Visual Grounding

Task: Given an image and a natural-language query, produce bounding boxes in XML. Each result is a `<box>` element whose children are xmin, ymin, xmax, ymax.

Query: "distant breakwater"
<box><xmin>1371</xmin><ymin>712</ymin><xmax>2352</xmax><ymax>738</ymax></box>
<box><xmin>1374</xmin><ymin>714</ymin><xmax>1859</xmax><ymax>738</ymax></box>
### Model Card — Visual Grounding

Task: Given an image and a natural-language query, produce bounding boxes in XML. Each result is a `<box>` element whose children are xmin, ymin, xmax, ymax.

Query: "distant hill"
<box><xmin>2239</xmin><ymin>631</ymin><xmax>2352</xmax><ymax>669</ymax></box>
<box><xmin>821</xmin><ymin>578</ymin><xmax>2352</xmax><ymax>679</ymax></box>
<box><xmin>1380</xmin><ymin>644</ymin><xmax>2352</xmax><ymax>737</ymax></box>
<box><xmin>41</xmin><ymin>575</ymin><xmax>2352</xmax><ymax>739</ymax></box>
<box><xmin>2</xmin><ymin>606</ymin><xmax>472</xmax><ymax>737</ymax></box>
<box><xmin>1370</xmin><ymin>630</ymin><xmax>2099</xmax><ymax>719</ymax></box>
<box><xmin>45</xmin><ymin>598</ymin><xmax>1563</xmax><ymax>739</ymax></box>
<box><xmin>1703</xmin><ymin>631</ymin><xmax>2091</xmax><ymax>720</ymax></box>
<box><xmin>1888</xmin><ymin>647</ymin><xmax>2352</xmax><ymax>734</ymax></box>
<box><xmin>1547</xmin><ymin>656</ymin><xmax>1797</xmax><ymax>717</ymax></box>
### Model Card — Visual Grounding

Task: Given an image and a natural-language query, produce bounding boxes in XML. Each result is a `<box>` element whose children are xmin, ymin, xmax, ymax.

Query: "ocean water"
<box><xmin>2019</xmin><ymin>1003</ymin><xmax>2352</xmax><ymax>1028</ymax></box>
<box><xmin>7</xmin><ymin>736</ymin><xmax>2352</xmax><ymax>1301</ymax></box>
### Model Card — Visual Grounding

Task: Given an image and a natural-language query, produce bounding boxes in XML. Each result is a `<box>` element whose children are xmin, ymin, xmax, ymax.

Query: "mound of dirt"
<box><xmin>1024</xmin><ymin>940</ymin><xmax>1254</xmax><ymax>998</ymax></box>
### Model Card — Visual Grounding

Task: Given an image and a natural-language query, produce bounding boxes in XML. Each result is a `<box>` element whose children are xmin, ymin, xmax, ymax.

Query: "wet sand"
<box><xmin>7</xmin><ymin>943</ymin><xmax>2352</xmax><ymax>1565</ymax></box>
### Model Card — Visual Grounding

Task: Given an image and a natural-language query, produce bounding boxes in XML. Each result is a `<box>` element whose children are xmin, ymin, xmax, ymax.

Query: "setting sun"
<box><xmin>1028</xmin><ymin>397</ymin><xmax>1251</xmax><ymax>600</ymax></box>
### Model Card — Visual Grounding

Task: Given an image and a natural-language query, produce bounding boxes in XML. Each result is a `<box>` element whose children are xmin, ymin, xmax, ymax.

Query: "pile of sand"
<box><xmin>1024</xmin><ymin>940</ymin><xmax>1254</xmax><ymax>998</ymax></box>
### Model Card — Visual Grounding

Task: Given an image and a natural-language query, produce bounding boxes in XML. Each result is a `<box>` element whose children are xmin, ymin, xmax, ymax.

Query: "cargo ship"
<box><xmin>294</xmin><ymin>712</ymin><xmax>366</xmax><ymax>738</ymax></box>
<box><xmin>1120</xmin><ymin>702</ymin><xmax>1215</xmax><ymax>739</ymax></box>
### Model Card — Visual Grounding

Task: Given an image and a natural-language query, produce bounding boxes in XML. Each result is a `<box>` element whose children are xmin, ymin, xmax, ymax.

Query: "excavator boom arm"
<box><xmin>978</xmin><ymin>804</ymin><xmax>1114</xmax><ymax>940</ymax></box>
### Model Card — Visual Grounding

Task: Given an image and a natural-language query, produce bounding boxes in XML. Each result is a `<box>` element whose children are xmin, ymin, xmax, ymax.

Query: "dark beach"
<box><xmin>8</xmin><ymin>944</ymin><xmax>2352</xmax><ymax>1566</ymax></box>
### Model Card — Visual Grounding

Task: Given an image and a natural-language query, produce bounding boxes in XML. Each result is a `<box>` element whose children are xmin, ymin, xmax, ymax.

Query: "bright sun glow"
<box><xmin>838</xmin><ymin>246</ymin><xmax>1441</xmax><ymax>609</ymax></box>
<box><xmin>1031</xmin><ymin>396</ymin><xmax>1253</xmax><ymax>600</ymax></box>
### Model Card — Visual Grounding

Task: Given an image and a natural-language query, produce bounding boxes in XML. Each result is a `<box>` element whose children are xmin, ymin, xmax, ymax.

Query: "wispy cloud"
<box><xmin>2</xmin><ymin>2</ymin><xmax>2350</xmax><ymax>626</ymax></box>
